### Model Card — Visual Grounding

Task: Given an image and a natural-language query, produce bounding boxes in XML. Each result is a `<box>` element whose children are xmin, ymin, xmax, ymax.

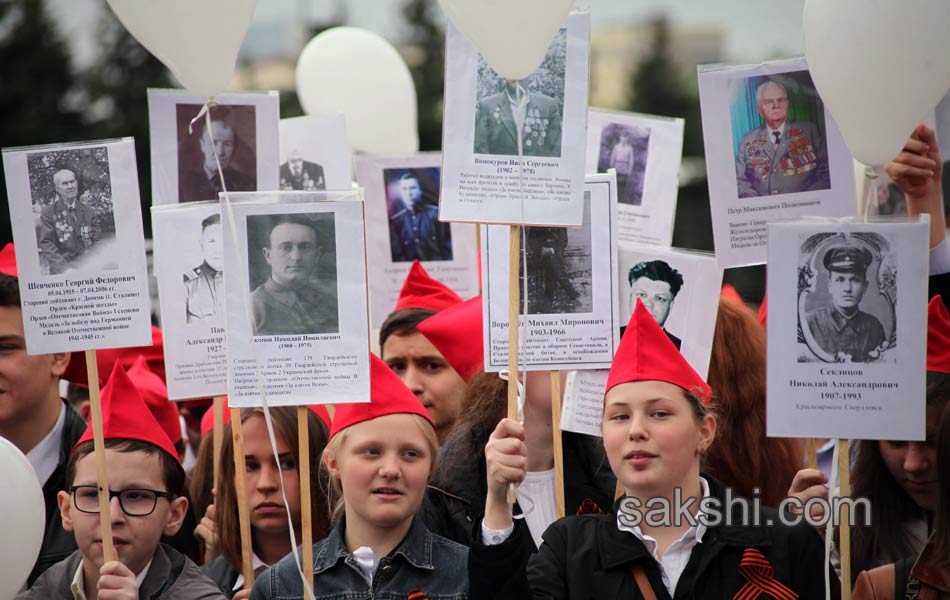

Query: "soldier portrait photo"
<box><xmin>246</xmin><ymin>212</ymin><xmax>339</xmax><ymax>336</ymax></box>
<box><xmin>625</xmin><ymin>259</ymin><xmax>684</xmax><ymax>350</ymax></box>
<box><xmin>596</xmin><ymin>122</ymin><xmax>650</xmax><ymax>206</ymax></box>
<box><xmin>183</xmin><ymin>212</ymin><xmax>224</xmax><ymax>325</ymax></box>
<box><xmin>473</xmin><ymin>29</ymin><xmax>566</xmax><ymax>158</ymax></box>
<box><xmin>519</xmin><ymin>195</ymin><xmax>592</xmax><ymax>314</ymax></box>
<box><xmin>732</xmin><ymin>71</ymin><xmax>831</xmax><ymax>199</ymax></box>
<box><xmin>176</xmin><ymin>103</ymin><xmax>257</xmax><ymax>202</ymax></box>
<box><xmin>798</xmin><ymin>233</ymin><xmax>895</xmax><ymax>363</ymax></box>
<box><xmin>27</xmin><ymin>147</ymin><xmax>116</xmax><ymax>275</ymax></box>
<box><xmin>383</xmin><ymin>166</ymin><xmax>452</xmax><ymax>263</ymax></box>
<box><xmin>279</xmin><ymin>148</ymin><xmax>325</xmax><ymax>191</ymax></box>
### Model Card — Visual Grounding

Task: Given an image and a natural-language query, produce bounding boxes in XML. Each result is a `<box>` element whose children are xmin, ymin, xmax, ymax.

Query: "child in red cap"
<box><xmin>250</xmin><ymin>354</ymin><xmax>468</xmax><ymax>599</ymax></box>
<box><xmin>18</xmin><ymin>364</ymin><xmax>224</xmax><ymax>600</ymax></box>
<box><xmin>468</xmin><ymin>300</ymin><xmax>834</xmax><ymax>599</ymax></box>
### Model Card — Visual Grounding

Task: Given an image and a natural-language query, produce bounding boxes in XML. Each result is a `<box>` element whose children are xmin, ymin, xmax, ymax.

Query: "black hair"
<box><xmin>379</xmin><ymin>308</ymin><xmax>437</xmax><ymax>354</ymax></box>
<box><xmin>627</xmin><ymin>260</ymin><xmax>684</xmax><ymax>297</ymax></box>
<box><xmin>201</xmin><ymin>213</ymin><xmax>221</xmax><ymax>230</ymax></box>
<box><xmin>67</xmin><ymin>438</ymin><xmax>185</xmax><ymax>496</ymax></box>
<box><xmin>0</xmin><ymin>273</ymin><xmax>20</xmax><ymax>307</ymax></box>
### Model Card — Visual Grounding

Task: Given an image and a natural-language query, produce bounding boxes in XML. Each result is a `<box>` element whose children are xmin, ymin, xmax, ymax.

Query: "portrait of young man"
<box><xmin>625</xmin><ymin>259</ymin><xmax>683</xmax><ymax>350</ymax></box>
<box><xmin>178</xmin><ymin>105</ymin><xmax>255</xmax><ymax>202</ymax></box>
<box><xmin>183</xmin><ymin>213</ymin><xmax>224</xmax><ymax>325</ymax></box>
<box><xmin>387</xmin><ymin>170</ymin><xmax>452</xmax><ymax>263</ymax></box>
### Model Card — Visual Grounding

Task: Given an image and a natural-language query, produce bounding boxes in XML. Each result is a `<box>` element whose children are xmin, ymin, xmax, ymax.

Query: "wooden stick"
<box><xmin>85</xmin><ymin>350</ymin><xmax>114</xmax><ymax>564</ymax></box>
<box><xmin>297</xmin><ymin>407</ymin><xmax>313</xmax><ymax>594</ymax></box>
<box><xmin>549</xmin><ymin>372</ymin><xmax>565</xmax><ymax>519</ymax></box>
<box><xmin>805</xmin><ymin>438</ymin><xmax>818</xmax><ymax>469</ymax></box>
<box><xmin>507</xmin><ymin>225</ymin><xmax>521</xmax><ymax>506</ymax></box>
<box><xmin>230</xmin><ymin>408</ymin><xmax>255</xmax><ymax>589</ymax></box>
<box><xmin>212</xmin><ymin>396</ymin><xmax>225</xmax><ymax>486</ymax></box>
<box><xmin>838</xmin><ymin>439</ymin><xmax>852</xmax><ymax>600</ymax></box>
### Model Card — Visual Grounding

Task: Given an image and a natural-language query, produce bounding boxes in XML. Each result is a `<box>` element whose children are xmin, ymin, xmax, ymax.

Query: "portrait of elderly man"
<box><xmin>735</xmin><ymin>79</ymin><xmax>830</xmax><ymax>198</ymax></box>
<box><xmin>388</xmin><ymin>171</ymin><xmax>452</xmax><ymax>262</ymax></box>
<box><xmin>626</xmin><ymin>259</ymin><xmax>683</xmax><ymax>349</ymax></box>
<box><xmin>804</xmin><ymin>243</ymin><xmax>886</xmax><ymax>362</ymax></box>
<box><xmin>179</xmin><ymin>105</ymin><xmax>255</xmax><ymax>202</ymax></box>
<box><xmin>250</xmin><ymin>216</ymin><xmax>338</xmax><ymax>336</ymax></box>
<box><xmin>279</xmin><ymin>149</ymin><xmax>325</xmax><ymax>191</ymax></box>
<box><xmin>37</xmin><ymin>168</ymin><xmax>99</xmax><ymax>274</ymax></box>
<box><xmin>474</xmin><ymin>80</ymin><xmax>562</xmax><ymax>158</ymax></box>
<box><xmin>183</xmin><ymin>213</ymin><xmax>224</xmax><ymax>324</ymax></box>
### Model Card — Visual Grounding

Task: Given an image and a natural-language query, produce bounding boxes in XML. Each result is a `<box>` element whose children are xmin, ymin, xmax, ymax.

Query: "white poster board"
<box><xmin>2</xmin><ymin>138</ymin><xmax>152</xmax><ymax>353</ymax></box>
<box><xmin>440</xmin><ymin>12</ymin><xmax>590</xmax><ymax>226</ymax></box>
<box><xmin>482</xmin><ymin>173</ymin><xmax>620</xmax><ymax>371</ymax></box>
<box><xmin>356</xmin><ymin>153</ymin><xmax>479</xmax><ymax>327</ymax></box>
<box><xmin>279</xmin><ymin>114</ymin><xmax>352</xmax><ymax>192</ymax></box>
<box><xmin>698</xmin><ymin>57</ymin><xmax>857</xmax><ymax>267</ymax></box>
<box><xmin>586</xmin><ymin>109</ymin><xmax>684</xmax><ymax>246</ymax></box>
<box><xmin>222</xmin><ymin>192</ymin><xmax>370</xmax><ymax>407</ymax></box>
<box><xmin>148</xmin><ymin>89</ymin><xmax>280</xmax><ymax>205</ymax></box>
<box><xmin>151</xmin><ymin>203</ymin><xmax>227</xmax><ymax>400</ymax></box>
<box><xmin>766</xmin><ymin>218</ymin><xmax>928</xmax><ymax>441</ymax></box>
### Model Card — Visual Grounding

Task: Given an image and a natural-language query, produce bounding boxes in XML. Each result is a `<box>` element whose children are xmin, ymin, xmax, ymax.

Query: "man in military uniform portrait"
<box><xmin>735</xmin><ymin>80</ymin><xmax>831</xmax><ymax>198</ymax></box>
<box><xmin>474</xmin><ymin>80</ymin><xmax>562</xmax><ymax>158</ymax></box>
<box><xmin>279</xmin><ymin>149</ymin><xmax>325</xmax><ymax>191</ymax></box>
<box><xmin>388</xmin><ymin>171</ymin><xmax>452</xmax><ymax>262</ymax></box>
<box><xmin>626</xmin><ymin>260</ymin><xmax>683</xmax><ymax>350</ymax></box>
<box><xmin>179</xmin><ymin>105</ymin><xmax>255</xmax><ymax>202</ymax></box>
<box><xmin>37</xmin><ymin>169</ymin><xmax>99</xmax><ymax>274</ymax></box>
<box><xmin>804</xmin><ymin>244</ymin><xmax>886</xmax><ymax>362</ymax></box>
<box><xmin>183</xmin><ymin>213</ymin><xmax>224</xmax><ymax>325</ymax></box>
<box><xmin>250</xmin><ymin>216</ymin><xmax>338</xmax><ymax>336</ymax></box>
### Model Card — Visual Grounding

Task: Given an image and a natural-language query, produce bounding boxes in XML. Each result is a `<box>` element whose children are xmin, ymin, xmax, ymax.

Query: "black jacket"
<box><xmin>201</xmin><ymin>556</ymin><xmax>241</xmax><ymax>599</ymax></box>
<box><xmin>469</xmin><ymin>477</ymin><xmax>840</xmax><ymax>600</ymax></box>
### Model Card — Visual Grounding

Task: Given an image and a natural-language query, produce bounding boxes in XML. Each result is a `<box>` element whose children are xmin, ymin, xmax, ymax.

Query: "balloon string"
<box><xmin>863</xmin><ymin>166</ymin><xmax>879</xmax><ymax>222</ymax></box>
<box><xmin>203</xmin><ymin>105</ymin><xmax>317</xmax><ymax>600</ymax></box>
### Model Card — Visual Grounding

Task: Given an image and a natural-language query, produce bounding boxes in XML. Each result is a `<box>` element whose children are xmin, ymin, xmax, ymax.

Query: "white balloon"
<box><xmin>438</xmin><ymin>0</ymin><xmax>574</xmax><ymax>81</ymax></box>
<box><xmin>296</xmin><ymin>27</ymin><xmax>418</xmax><ymax>156</ymax></box>
<box><xmin>803</xmin><ymin>0</ymin><xmax>950</xmax><ymax>167</ymax></box>
<box><xmin>105</xmin><ymin>0</ymin><xmax>257</xmax><ymax>98</ymax></box>
<box><xmin>0</xmin><ymin>437</ymin><xmax>45</xmax><ymax>598</ymax></box>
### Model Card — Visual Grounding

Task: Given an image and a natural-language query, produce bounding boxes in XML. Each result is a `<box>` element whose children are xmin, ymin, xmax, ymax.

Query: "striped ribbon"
<box><xmin>733</xmin><ymin>548</ymin><xmax>798</xmax><ymax>600</ymax></box>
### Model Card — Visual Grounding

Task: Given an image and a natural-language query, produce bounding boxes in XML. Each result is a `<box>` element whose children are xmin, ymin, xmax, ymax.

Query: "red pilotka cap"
<box><xmin>392</xmin><ymin>261</ymin><xmax>463</xmax><ymax>312</ymax></box>
<box><xmin>0</xmin><ymin>243</ymin><xmax>17</xmax><ymax>277</ymax></box>
<box><xmin>720</xmin><ymin>284</ymin><xmax>743</xmax><ymax>306</ymax></box>
<box><xmin>416</xmin><ymin>295</ymin><xmax>484</xmax><ymax>382</ymax></box>
<box><xmin>605</xmin><ymin>298</ymin><xmax>713</xmax><ymax>404</ymax></box>
<box><xmin>127</xmin><ymin>355</ymin><xmax>181</xmax><ymax>445</ymax></box>
<box><xmin>62</xmin><ymin>326</ymin><xmax>166</xmax><ymax>387</ymax></box>
<box><xmin>758</xmin><ymin>293</ymin><xmax>768</xmax><ymax>329</ymax></box>
<box><xmin>198</xmin><ymin>399</ymin><xmax>331</xmax><ymax>438</ymax></box>
<box><xmin>73</xmin><ymin>363</ymin><xmax>184</xmax><ymax>481</ymax></box>
<box><xmin>329</xmin><ymin>354</ymin><xmax>433</xmax><ymax>440</ymax></box>
<box><xmin>927</xmin><ymin>296</ymin><xmax>950</xmax><ymax>373</ymax></box>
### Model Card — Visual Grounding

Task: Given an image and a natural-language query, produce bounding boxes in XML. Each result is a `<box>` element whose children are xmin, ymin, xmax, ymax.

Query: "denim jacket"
<box><xmin>250</xmin><ymin>517</ymin><xmax>468</xmax><ymax>600</ymax></box>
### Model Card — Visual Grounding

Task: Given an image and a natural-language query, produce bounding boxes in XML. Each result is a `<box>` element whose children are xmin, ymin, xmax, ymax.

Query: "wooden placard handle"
<box><xmin>212</xmin><ymin>396</ymin><xmax>225</xmax><ymax>486</ymax></box>
<box><xmin>550</xmin><ymin>371</ymin><xmax>565</xmax><ymax>519</ymax></box>
<box><xmin>297</xmin><ymin>407</ymin><xmax>313</xmax><ymax>594</ymax></box>
<box><xmin>837</xmin><ymin>439</ymin><xmax>851</xmax><ymax>600</ymax></box>
<box><xmin>507</xmin><ymin>225</ymin><xmax>521</xmax><ymax>506</ymax></box>
<box><xmin>805</xmin><ymin>438</ymin><xmax>818</xmax><ymax>469</ymax></box>
<box><xmin>230</xmin><ymin>408</ymin><xmax>255</xmax><ymax>589</ymax></box>
<box><xmin>85</xmin><ymin>349</ymin><xmax>115</xmax><ymax>564</ymax></box>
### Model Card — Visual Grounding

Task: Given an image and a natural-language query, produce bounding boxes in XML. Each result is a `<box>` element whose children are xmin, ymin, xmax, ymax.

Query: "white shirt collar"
<box><xmin>70</xmin><ymin>559</ymin><xmax>152</xmax><ymax>600</ymax></box>
<box><xmin>232</xmin><ymin>552</ymin><xmax>268</xmax><ymax>591</ymax></box>
<box><xmin>616</xmin><ymin>476</ymin><xmax>711</xmax><ymax>545</ymax></box>
<box><xmin>767</xmin><ymin>123</ymin><xmax>786</xmax><ymax>141</ymax></box>
<box><xmin>26</xmin><ymin>402</ymin><xmax>65</xmax><ymax>486</ymax></box>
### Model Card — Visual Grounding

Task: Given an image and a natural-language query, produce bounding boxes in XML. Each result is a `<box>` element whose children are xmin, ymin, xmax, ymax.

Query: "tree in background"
<box><xmin>402</xmin><ymin>0</ymin><xmax>444</xmax><ymax>152</ymax></box>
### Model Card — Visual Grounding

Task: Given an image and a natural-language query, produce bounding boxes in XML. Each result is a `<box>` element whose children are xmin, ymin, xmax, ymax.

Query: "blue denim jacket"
<box><xmin>249</xmin><ymin>517</ymin><xmax>468</xmax><ymax>600</ymax></box>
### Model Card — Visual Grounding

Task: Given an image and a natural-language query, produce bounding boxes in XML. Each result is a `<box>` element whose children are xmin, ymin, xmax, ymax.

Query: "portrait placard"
<box><xmin>559</xmin><ymin>369</ymin><xmax>608</xmax><ymax>437</ymax></box>
<box><xmin>586</xmin><ymin>109</ymin><xmax>684</xmax><ymax>246</ymax></box>
<box><xmin>698</xmin><ymin>57</ymin><xmax>857</xmax><ymax>267</ymax></box>
<box><xmin>356</xmin><ymin>154</ymin><xmax>479</xmax><ymax>327</ymax></box>
<box><xmin>151</xmin><ymin>202</ymin><xmax>227</xmax><ymax>400</ymax></box>
<box><xmin>482</xmin><ymin>173</ymin><xmax>620</xmax><ymax>371</ymax></box>
<box><xmin>148</xmin><ymin>89</ymin><xmax>280</xmax><ymax>205</ymax></box>
<box><xmin>766</xmin><ymin>218</ymin><xmax>929</xmax><ymax>441</ymax></box>
<box><xmin>440</xmin><ymin>11</ymin><xmax>590</xmax><ymax>226</ymax></box>
<box><xmin>279</xmin><ymin>114</ymin><xmax>352</xmax><ymax>192</ymax></box>
<box><xmin>2</xmin><ymin>138</ymin><xmax>152</xmax><ymax>353</ymax></box>
<box><xmin>222</xmin><ymin>192</ymin><xmax>370</xmax><ymax>407</ymax></box>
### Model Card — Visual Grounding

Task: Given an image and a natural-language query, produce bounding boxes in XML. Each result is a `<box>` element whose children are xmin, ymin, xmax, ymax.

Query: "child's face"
<box><xmin>58</xmin><ymin>449</ymin><xmax>187</xmax><ymax>575</ymax></box>
<box><xmin>327</xmin><ymin>414</ymin><xmax>432</xmax><ymax>531</ymax></box>
<box><xmin>241</xmin><ymin>414</ymin><xmax>301</xmax><ymax>534</ymax></box>
<box><xmin>602</xmin><ymin>380</ymin><xmax>715</xmax><ymax>499</ymax></box>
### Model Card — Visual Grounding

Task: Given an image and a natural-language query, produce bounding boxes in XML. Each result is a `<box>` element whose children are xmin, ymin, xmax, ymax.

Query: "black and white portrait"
<box><xmin>383</xmin><ymin>166</ymin><xmax>452</xmax><ymax>263</ymax></box>
<box><xmin>246</xmin><ymin>212</ymin><xmax>338</xmax><ymax>336</ymax></box>
<box><xmin>279</xmin><ymin>150</ymin><xmax>325</xmax><ymax>191</ymax></box>
<box><xmin>798</xmin><ymin>233</ymin><xmax>896</xmax><ymax>363</ymax></box>
<box><xmin>520</xmin><ymin>193</ymin><xmax>592</xmax><ymax>314</ymax></box>
<box><xmin>624</xmin><ymin>259</ymin><xmax>683</xmax><ymax>350</ymax></box>
<box><xmin>183</xmin><ymin>212</ymin><xmax>224</xmax><ymax>325</ymax></box>
<box><xmin>27</xmin><ymin>147</ymin><xmax>117</xmax><ymax>275</ymax></box>
<box><xmin>177</xmin><ymin>104</ymin><xmax>257</xmax><ymax>202</ymax></box>
<box><xmin>473</xmin><ymin>29</ymin><xmax>566</xmax><ymax>159</ymax></box>
<box><xmin>597</xmin><ymin>122</ymin><xmax>650</xmax><ymax>206</ymax></box>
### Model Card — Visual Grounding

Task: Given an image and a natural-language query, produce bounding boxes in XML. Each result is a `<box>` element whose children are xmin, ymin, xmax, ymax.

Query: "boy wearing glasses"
<box><xmin>18</xmin><ymin>364</ymin><xmax>224</xmax><ymax>600</ymax></box>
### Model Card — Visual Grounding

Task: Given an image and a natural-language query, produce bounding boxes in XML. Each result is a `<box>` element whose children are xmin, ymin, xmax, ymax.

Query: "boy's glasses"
<box><xmin>69</xmin><ymin>486</ymin><xmax>174</xmax><ymax>517</ymax></box>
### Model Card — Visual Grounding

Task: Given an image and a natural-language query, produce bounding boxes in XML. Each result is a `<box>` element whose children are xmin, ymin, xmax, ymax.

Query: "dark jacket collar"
<box><xmin>58</xmin><ymin>400</ymin><xmax>86</xmax><ymax>466</ymax></box>
<box><xmin>313</xmin><ymin>517</ymin><xmax>435</xmax><ymax>575</ymax></box>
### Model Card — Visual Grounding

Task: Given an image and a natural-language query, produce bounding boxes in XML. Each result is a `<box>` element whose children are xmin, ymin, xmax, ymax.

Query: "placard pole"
<box><xmin>838</xmin><ymin>438</ymin><xmax>852</xmax><ymax>600</ymax></box>
<box><xmin>805</xmin><ymin>438</ymin><xmax>818</xmax><ymax>469</ymax></box>
<box><xmin>85</xmin><ymin>350</ymin><xmax>114</xmax><ymax>564</ymax></box>
<box><xmin>212</xmin><ymin>396</ymin><xmax>225</xmax><ymax>486</ymax></box>
<box><xmin>297</xmin><ymin>407</ymin><xmax>313</xmax><ymax>593</ymax></box>
<box><xmin>230</xmin><ymin>408</ymin><xmax>255</xmax><ymax>589</ymax></box>
<box><xmin>507</xmin><ymin>224</ymin><xmax>521</xmax><ymax>506</ymax></box>
<box><xmin>549</xmin><ymin>371</ymin><xmax>565</xmax><ymax>519</ymax></box>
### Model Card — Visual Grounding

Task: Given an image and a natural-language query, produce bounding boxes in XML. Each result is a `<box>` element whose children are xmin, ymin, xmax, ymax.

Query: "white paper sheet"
<box><xmin>279</xmin><ymin>114</ymin><xmax>352</xmax><ymax>192</ymax></box>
